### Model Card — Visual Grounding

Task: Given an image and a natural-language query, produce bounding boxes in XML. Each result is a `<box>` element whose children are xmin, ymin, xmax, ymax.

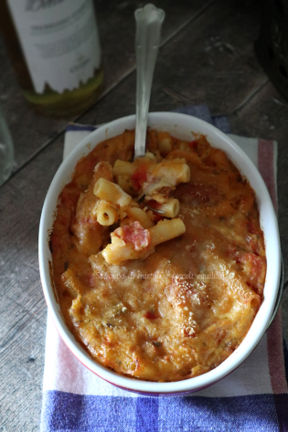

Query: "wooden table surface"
<box><xmin>0</xmin><ymin>1</ymin><xmax>287</xmax><ymax>430</ymax></box>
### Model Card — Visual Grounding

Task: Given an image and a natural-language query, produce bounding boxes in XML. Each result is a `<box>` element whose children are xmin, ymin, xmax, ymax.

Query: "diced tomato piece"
<box><xmin>131</xmin><ymin>166</ymin><xmax>148</xmax><ymax>190</ymax></box>
<box><xmin>246</xmin><ymin>234</ymin><xmax>259</xmax><ymax>254</ymax></box>
<box><xmin>227</xmin><ymin>244</ymin><xmax>241</xmax><ymax>263</ymax></box>
<box><xmin>183</xmin><ymin>327</ymin><xmax>196</xmax><ymax>337</ymax></box>
<box><xmin>244</xmin><ymin>252</ymin><xmax>264</xmax><ymax>272</ymax></box>
<box><xmin>79</xmin><ymin>273</ymin><xmax>96</xmax><ymax>288</ymax></box>
<box><xmin>146</xmin><ymin>199</ymin><xmax>161</xmax><ymax>210</ymax></box>
<box><xmin>189</xmin><ymin>140</ymin><xmax>198</xmax><ymax>149</ymax></box>
<box><xmin>121</xmin><ymin>221</ymin><xmax>151</xmax><ymax>251</ymax></box>
<box><xmin>145</xmin><ymin>200</ymin><xmax>165</xmax><ymax>221</ymax></box>
<box><xmin>152</xmin><ymin>212</ymin><xmax>164</xmax><ymax>222</ymax></box>
<box><xmin>239</xmin><ymin>252</ymin><xmax>266</xmax><ymax>293</ymax></box>
<box><xmin>247</xmin><ymin>219</ymin><xmax>258</xmax><ymax>234</ymax></box>
<box><xmin>144</xmin><ymin>310</ymin><xmax>158</xmax><ymax>319</ymax></box>
<box><xmin>60</xmin><ymin>187</ymin><xmax>79</xmax><ymax>208</ymax></box>
<box><xmin>238</xmin><ymin>194</ymin><xmax>254</xmax><ymax>214</ymax></box>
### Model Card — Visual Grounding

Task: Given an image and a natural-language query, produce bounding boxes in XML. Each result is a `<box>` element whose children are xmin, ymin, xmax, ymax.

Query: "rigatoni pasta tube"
<box><xmin>150</xmin><ymin>218</ymin><xmax>185</xmax><ymax>247</ymax></box>
<box><xmin>102</xmin><ymin>231</ymin><xmax>150</xmax><ymax>265</ymax></box>
<box><xmin>157</xmin><ymin>198</ymin><xmax>180</xmax><ymax>218</ymax></box>
<box><xmin>157</xmin><ymin>131</ymin><xmax>173</xmax><ymax>154</ymax></box>
<box><xmin>116</xmin><ymin>175</ymin><xmax>134</xmax><ymax>195</ymax></box>
<box><xmin>92</xmin><ymin>200</ymin><xmax>119</xmax><ymax>226</ymax></box>
<box><xmin>125</xmin><ymin>206</ymin><xmax>154</xmax><ymax>228</ymax></box>
<box><xmin>113</xmin><ymin>160</ymin><xmax>135</xmax><ymax>177</ymax></box>
<box><xmin>151</xmin><ymin>159</ymin><xmax>190</xmax><ymax>184</ymax></box>
<box><xmin>93</xmin><ymin>178</ymin><xmax>132</xmax><ymax>207</ymax></box>
<box><xmin>102</xmin><ymin>240</ymin><xmax>139</xmax><ymax>265</ymax></box>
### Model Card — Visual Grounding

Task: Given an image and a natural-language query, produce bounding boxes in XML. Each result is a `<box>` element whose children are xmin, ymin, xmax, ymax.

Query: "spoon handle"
<box><xmin>134</xmin><ymin>4</ymin><xmax>165</xmax><ymax>158</ymax></box>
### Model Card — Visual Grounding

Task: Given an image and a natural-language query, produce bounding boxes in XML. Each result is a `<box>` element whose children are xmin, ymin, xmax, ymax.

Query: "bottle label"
<box><xmin>7</xmin><ymin>0</ymin><xmax>101</xmax><ymax>93</ymax></box>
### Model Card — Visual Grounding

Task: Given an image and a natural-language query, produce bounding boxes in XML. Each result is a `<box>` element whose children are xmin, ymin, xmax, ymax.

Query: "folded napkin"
<box><xmin>41</xmin><ymin>105</ymin><xmax>288</xmax><ymax>432</ymax></box>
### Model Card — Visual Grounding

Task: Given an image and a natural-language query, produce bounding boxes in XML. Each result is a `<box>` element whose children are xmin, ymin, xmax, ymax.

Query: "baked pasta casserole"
<box><xmin>50</xmin><ymin>129</ymin><xmax>266</xmax><ymax>381</ymax></box>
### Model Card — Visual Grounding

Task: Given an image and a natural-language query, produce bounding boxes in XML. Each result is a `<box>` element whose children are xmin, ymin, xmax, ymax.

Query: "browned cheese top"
<box><xmin>50</xmin><ymin>129</ymin><xmax>266</xmax><ymax>382</ymax></box>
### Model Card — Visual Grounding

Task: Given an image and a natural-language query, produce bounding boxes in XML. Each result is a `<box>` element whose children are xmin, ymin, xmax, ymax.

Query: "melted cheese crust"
<box><xmin>50</xmin><ymin>130</ymin><xmax>266</xmax><ymax>382</ymax></box>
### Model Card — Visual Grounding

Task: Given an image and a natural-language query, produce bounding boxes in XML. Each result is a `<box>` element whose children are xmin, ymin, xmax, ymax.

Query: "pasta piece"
<box><xmin>151</xmin><ymin>159</ymin><xmax>190</xmax><ymax>184</ymax></box>
<box><xmin>178</xmin><ymin>141</ymin><xmax>190</xmax><ymax>151</ymax></box>
<box><xmin>115</xmin><ymin>175</ymin><xmax>135</xmax><ymax>195</ymax></box>
<box><xmin>61</xmin><ymin>268</ymin><xmax>83</xmax><ymax>298</ymax></box>
<box><xmin>125</xmin><ymin>206</ymin><xmax>154</xmax><ymax>228</ymax></box>
<box><xmin>113</xmin><ymin>153</ymin><xmax>156</xmax><ymax>177</ymax></box>
<box><xmin>142</xmin><ymin>159</ymin><xmax>190</xmax><ymax>196</ymax></box>
<box><xmin>72</xmin><ymin>161</ymin><xmax>113</xmax><ymax>256</ymax></box>
<box><xmin>102</xmin><ymin>237</ymin><xmax>139</xmax><ymax>265</ymax></box>
<box><xmin>113</xmin><ymin>160</ymin><xmax>135</xmax><ymax>177</ymax></box>
<box><xmin>102</xmin><ymin>221</ymin><xmax>152</xmax><ymax>265</ymax></box>
<box><xmin>92</xmin><ymin>200</ymin><xmax>119</xmax><ymax>226</ymax></box>
<box><xmin>166</xmin><ymin>149</ymin><xmax>202</xmax><ymax>167</ymax></box>
<box><xmin>157</xmin><ymin>131</ymin><xmax>173</xmax><ymax>154</ymax></box>
<box><xmin>158</xmin><ymin>198</ymin><xmax>180</xmax><ymax>218</ymax></box>
<box><xmin>150</xmin><ymin>218</ymin><xmax>185</xmax><ymax>247</ymax></box>
<box><xmin>93</xmin><ymin>178</ymin><xmax>132</xmax><ymax>208</ymax></box>
<box><xmin>140</xmin><ymin>152</ymin><xmax>157</xmax><ymax>162</ymax></box>
<box><xmin>93</xmin><ymin>161</ymin><xmax>114</xmax><ymax>179</ymax></box>
<box><xmin>146</xmin><ymin>192</ymin><xmax>167</xmax><ymax>204</ymax></box>
<box><xmin>146</xmin><ymin>194</ymin><xmax>180</xmax><ymax>218</ymax></box>
<box><xmin>102</xmin><ymin>218</ymin><xmax>186</xmax><ymax>265</ymax></box>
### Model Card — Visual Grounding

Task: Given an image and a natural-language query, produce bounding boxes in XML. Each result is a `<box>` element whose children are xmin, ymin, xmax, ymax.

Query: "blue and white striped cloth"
<box><xmin>41</xmin><ymin>105</ymin><xmax>288</xmax><ymax>432</ymax></box>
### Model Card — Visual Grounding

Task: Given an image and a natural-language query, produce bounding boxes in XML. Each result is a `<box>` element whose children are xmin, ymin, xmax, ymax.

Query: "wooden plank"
<box><xmin>0</xmin><ymin>298</ymin><xmax>46</xmax><ymax>432</ymax></box>
<box><xmin>150</xmin><ymin>0</ymin><xmax>266</xmax><ymax>116</ymax></box>
<box><xmin>229</xmin><ymin>82</ymin><xmax>288</xmax><ymax>343</ymax></box>
<box><xmin>229</xmin><ymin>82</ymin><xmax>288</xmax><ymax>271</ymax></box>
<box><xmin>77</xmin><ymin>0</ymin><xmax>266</xmax><ymax>126</ymax></box>
<box><xmin>0</xmin><ymin>137</ymin><xmax>63</xmax><ymax>431</ymax></box>
<box><xmin>0</xmin><ymin>0</ymin><xmax>210</xmax><ymax>174</ymax></box>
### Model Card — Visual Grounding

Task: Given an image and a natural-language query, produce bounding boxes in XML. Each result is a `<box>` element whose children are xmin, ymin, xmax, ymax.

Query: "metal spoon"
<box><xmin>134</xmin><ymin>4</ymin><xmax>165</xmax><ymax>159</ymax></box>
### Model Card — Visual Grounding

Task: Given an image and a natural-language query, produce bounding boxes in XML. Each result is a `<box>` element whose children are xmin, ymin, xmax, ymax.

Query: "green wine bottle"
<box><xmin>0</xmin><ymin>0</ymin><xmax>103</xmax><ymax>117</ymax></box>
